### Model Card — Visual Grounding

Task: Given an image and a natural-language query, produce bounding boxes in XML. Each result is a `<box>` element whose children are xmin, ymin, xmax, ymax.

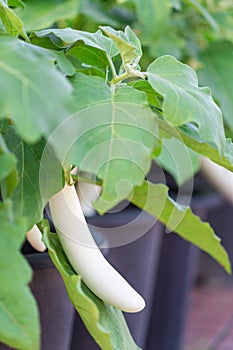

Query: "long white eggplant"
<box><xmin>77</xmin><ymin>181</ymin><xmax>101</xmax><ymax>217</ymax></box>
<box><xmin>49</xmin><ymin>184</ymin><xmax>145</xmax><ymax>313</ymax></box>
<box><xmin>201</xmin><ymin>156</ymin><xmax>233</xmax><ymax>204</ymax></box>
<box><xmin>26</xmin><ymin>225</ymin><xmax>47</xmax><ymax>252</ymax></box>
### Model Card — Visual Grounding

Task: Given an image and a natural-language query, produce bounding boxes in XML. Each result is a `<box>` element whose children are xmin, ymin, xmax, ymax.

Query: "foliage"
<box><xmin>0</xmin><ymin>1</ymin><xmax>233</xmax><ymax>349</ymax></box>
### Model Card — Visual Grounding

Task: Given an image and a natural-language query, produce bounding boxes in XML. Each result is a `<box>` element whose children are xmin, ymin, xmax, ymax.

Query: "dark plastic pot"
<box><xmin>146</xmin><ymin>190</ymin><xmax>223</xmax><ymax>350</ymax></box>
<box><xmin>0</xmin><ymin>252</ymin><xmax>74</xmax><ymax>350</ymax></box>
<box><xmin>197</xmin><ymin>197</ymin><xmax>233</xmax><ymax>285</ymax></box>
<box><xmin>71</xmin><ymin>208</ymin><xmax>163</xmax><ymax>349</ymax></box>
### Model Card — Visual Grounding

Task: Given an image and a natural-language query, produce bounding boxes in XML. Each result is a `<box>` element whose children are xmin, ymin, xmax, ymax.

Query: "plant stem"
<box><xmin>111</xmin><ymin>71</ymin><xmax>130</xmax><ymax>84</ymax></box>
<box><xmin>107</xmin><ymin>55</ymin><xmax>117</xmax><ymax>80</ymax></box>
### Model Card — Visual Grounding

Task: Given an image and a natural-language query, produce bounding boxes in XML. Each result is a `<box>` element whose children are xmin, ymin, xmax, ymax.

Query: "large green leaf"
<box><xmin>0</xmin><ymin>201</ymin><xmax>40</xmax><ymax>349</ymax></box>
<box><xmin>131</xmin><ymin>180</ymin><xmax>231</xmax><ymax>273</ymax></box>
<box><xmin>5</xmin><ymin>127</ymin><xmax>63</xmax><ymax>229</ymax></box>
<box><xmin>0</xmin><ymin>0</ymin><xmax>27</xmax><ymax>39</ymax></box>
<box><xmin>147</xmin><ymin>55</ymin><xmax>225</xmax><ymax>151</ymax></box>
<box><xmin>43</xmin><ymin>225</ymin><xmax>141</xmax><ymax>350</ymax></box>
<box><xmin>16</xmin><ymin>0</ymin><xmax>80</xmax><ymax>31</ymax></box>
<box><xmin>0</xmin><ymin>35</ymin><xmax>73</xmax><ymax>142</ymax></box>
<box><xmin>198</xmin><ymin>42</ymin><xmax>233</xmax><ymax>133</ymax></box>
<box><xmin>158</xmin><ymin>118</ymin><xmax>233</xmax><ymax>172</ymax></box>
<box><xmin>51</xmin><ymin>73</ymin><xmax>157</xmax><ymax>212</ymax></box>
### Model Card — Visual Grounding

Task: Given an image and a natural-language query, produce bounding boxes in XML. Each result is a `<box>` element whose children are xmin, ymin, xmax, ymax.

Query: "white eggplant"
<box><xmin>49</xmin><ymin>184</ymin><xmax>145</xmax><ymax>313</ymax></box>
<box><xmin>26</xmin><ymin>225</ymin><xmax>46</xmax><ymax>252</ymax></box>
<box><xmin>201</xmin><ymin>156</ymin><xmax>233</xmax><ymax>204</ymax></box>
<box><xmin>77</xmin><ymin>181</ymin><xmax>101</xmax><ymax>217</ymax></box>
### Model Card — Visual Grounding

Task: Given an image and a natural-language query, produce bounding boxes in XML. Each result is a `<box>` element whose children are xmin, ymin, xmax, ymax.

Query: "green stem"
<box><xmin>72</xmin><ymin>174</ymin><xmax>102</xmax><ymax>186</ymax></box>
<box><xmin>111</xmin><ymin>71</ymin><xmax>130</xmax><ymax>84</ymax></box>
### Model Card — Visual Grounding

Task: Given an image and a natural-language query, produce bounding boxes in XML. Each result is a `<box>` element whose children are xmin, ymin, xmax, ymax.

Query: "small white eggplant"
<box><xmin>26</xmin><ymin>225</ymin><xmax>46</xmax><ymax>252</ymax></box>
<box><xmin>201</xmin><ymin>156</ymin><xmax>233</xmax><ymax>204</ymax></box>
<box><xmin>49</xmin><ymin>183</ymin><xmax>145</xmax><ymax>313</ymax></box>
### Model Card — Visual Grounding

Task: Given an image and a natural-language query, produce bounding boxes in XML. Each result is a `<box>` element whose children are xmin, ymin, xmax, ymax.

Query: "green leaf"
<box><xmin>156</xmin><ymin>137</ymin><xmax>200</xmax><ymax>185</ymax></box>
<box><xmin>129</xmin><ymin>80</ymin><xmax>162</xmax><ymax>107</ymax></box>
<box><xmin>0</xmin><ymin>0</ymin><xmax>27</xmax><ymax>39</ymax></box>
<box><xmin>0</xmin><ymin>152</ymin><xmax>16</xmax><ymax>181</ymax></box>
<box><xmin>0</xmin><ymin>201</ymin><xmax>40</xmax><ymax>349</ymax></box>
<box><xmin>0</xmin><ymin>134</ymin><xmax>17</xmax><ymax>182</ymax></box>
<box><xmin>0</xmin><ymin>35</ymin><xmax>73</xmax><ymax>142</ymax></box>
<box><xmin>67</xmin><ymin>41</ymin><xmax>110</xmax><ymax>72</ymax></box>
<box><xmin>52</xmin><ymin>50</ymin><xmax>76</xmax><ymax>76</ymax></box>
<box><xmin>198</xmin><ymin>42</ymin><xmax>233</xmax><ymax>133</ymax></box>
<box><xmin>34</xmin><ymin>28</ymin><xmax>119</xmax><ymax>57</ymax></box>
<box><xmin>15</xmin><ymin>0</ymin><xmax>80</xmax><ymax>31</ymax></box>
<box><xmin>8</xmin><ymin>0</ymin><xmax>25</xmax><ymax>9</ymax></box>
<box><xmin>158</xmin><ymin>118</ymin><xmax>233</xmax><ymax>173</ymax></box>
<box><xmin>33</xmin><ymin>28</ymin><xmax>118</xmax><ymax>74</ymax></box>
<box><xmin>5</xmin><ymin>127</ymin><xmax>63</xmax><ymax>229</ymax></box>
<box><xmin>131</xmin><ymin>180</ymin><xmax>231</xmax><ymax>273</ymax></box>
<box><xmin>70</xmin><ymin>73</ymin><xmax>111</xmax><ymax>110</ymax></box>
<box><xmin>51</xmin><ymin>75</ymin><xmax>156</xmax><ymax>212</ymax></box>
<box><xmin>147</xmin><ymin>55</ymin><xmax>225</xmax><ymax>151</ymax></box>
<box><xmin>0</xmin><ymin>132</ymin><xmax>18</xmax><ymax>197</ymax></box>
<box><xmin>43</xmin><ymin>225</ymin><xmax>141</xmax><ymax>350</ymax></box>
<box><xmin>100</xmin><ymin>25</ymin><xmax>142</xmax><ymax>67</ymax></box>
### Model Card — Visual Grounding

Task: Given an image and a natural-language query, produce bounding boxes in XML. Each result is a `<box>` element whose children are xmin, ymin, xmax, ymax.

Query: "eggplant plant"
<box><xmin>1</xmin><ymin>1</ymin><xmax>233</xmax><ymax>350</ymax></box>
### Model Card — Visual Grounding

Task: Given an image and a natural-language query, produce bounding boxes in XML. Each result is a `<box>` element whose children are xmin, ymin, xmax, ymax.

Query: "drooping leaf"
<box><xmin>158</xmin><ymin>118</ymin><xmax>233</xmax><ymax>172</ymax></box>
<box><xmin>198</xmin><ymin>42</ymin><xmax>233</xmax><ymax>133</ymax></box>
<box><xmin>43</xmin><ymin>225</ymin><xmax>141</xmax><ymax>350</ymax></box>
<box><xmin>100</xmin><ymin>25</ymin><xmax>142</xmax><ymax>67</ymax></box>
<box><xmin>0</xmin><ymin>0</ymin><xmax>27</xmax><ymax>39</ymax></box>
<box><xmin>130</xmin><ymin>180</ymin><xmax>231</xmax><ymax>273</ymax></box>
<box><xmin>5</xmin><ymin>127</ymin><xmax>63</xmax><ymax>229</ymax></box>
<box><xmin>33</xmin><ymin>28</ymin><xmax>119</xmax><ymax>74</ymax></box>
<box><xmin>156</xmin><ymin>137</ymin><xmax>200</xmax><ymax>185</ymax></box>
<box><xmin>0</xmin><ymin>35</ymin><xmax>73</xmax><ymax>142</ymax></box>
<box><xmin>0</xmin><ymin>201</ymin><xmax>40</xmax><ymax>349</ymax></box>
<box><xmin>34</xmin><ymin>28</ymin><xmax>119</xmax><ymax>57</ymax></box>
<box><xmin>15</xmin><ymin>0</ymin><xmax>80</xmax><ymax>31</ymax></box>
<box><xmin>147</xmin><ymin>55</ymin><xmax>225</xmax><ymax>151</ymax></box>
